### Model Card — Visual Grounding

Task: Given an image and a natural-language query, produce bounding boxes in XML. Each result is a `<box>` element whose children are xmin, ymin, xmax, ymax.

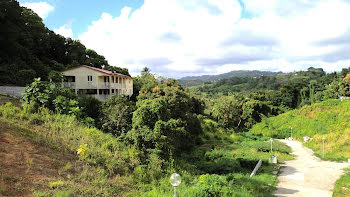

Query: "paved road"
<box><xmin>275</xmin><ymin>140</ymin><xmax>349</xmax><ymax>197</ymax></box>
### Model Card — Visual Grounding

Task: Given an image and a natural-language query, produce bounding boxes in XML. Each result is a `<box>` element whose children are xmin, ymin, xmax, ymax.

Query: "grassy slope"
<box><xmin>0</xmin><ymin>97</ymin><xmax>293</xmax><ymax>196</ymax></box>
<box><xmin>142</xmin><ymin>118</ymin><xmax>293</xmax><ymax>196</ymax></box>
<box><xmin>250</xmin><ymin>99</ymin><xmax>350</xmax><ymax>196</ymax></box>
<box><xmin>0</xmin><ymin>103</ymin><xmax>137</xmax><ymax>196</ymax></box>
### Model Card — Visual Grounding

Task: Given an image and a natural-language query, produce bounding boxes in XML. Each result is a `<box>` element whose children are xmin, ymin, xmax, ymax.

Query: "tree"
<box><xmin>212</xmin><ymin>94</ymin><xmax>245</xmax><ymax>128</ymax></box>
<box><xmin>127</xmin><ymin>76</ymin><xmax>203</xmax><ymax>161</ymax></box>
<box><xmin>0</xmin><ymin>0</ymin><xmax>129</xmax><ymax>86</ymax></box>
<box><xmin>84</xmin><ymin>49</ymin><xmax>108</xmax><ymax>68</ymax></box>
<box><xmin>100</xmin><ymin>95</ymin><xmax>135</xmax><ymax>136</ymax></box>
<box><xmin>21</xmin><ymin>78</ymin><xmax>80</xmax><ymax>116</ymax></box>
<box><xmin>338</xmin><ymin>74</ymin><xmax>350</xmax><ymax>96</ymax></box>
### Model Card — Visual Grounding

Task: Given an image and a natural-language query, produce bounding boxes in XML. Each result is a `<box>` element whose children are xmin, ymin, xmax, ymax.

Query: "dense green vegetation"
<box><xmin>0</xmin><ymin>0</ymin><xmax>129</xmax><ymax>86</ymax></box>
<box><xmin>179</xmin><ymin>70</ymin><xmax>280</xmax><ymax>87</ymax></box>
<box><xmin>0</xmin><ymin>100</ymin><xmax>292</xmax><ymax>196</ymax></box>
<box><xmin>190</xmin><ymin>67</ymin><xmax>350</xmax><ymax>132</ymax></box>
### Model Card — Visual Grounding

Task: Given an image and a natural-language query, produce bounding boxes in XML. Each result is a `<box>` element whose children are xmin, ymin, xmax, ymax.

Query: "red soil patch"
<box><xmin>0</xmin><ymin>122</ymin><xmax>76</xmax><ymax>196</ymax></box>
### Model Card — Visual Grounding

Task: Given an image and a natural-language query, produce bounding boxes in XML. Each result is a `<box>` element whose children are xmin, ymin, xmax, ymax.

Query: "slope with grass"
<box><xmin>0</xmin><ymin>97</ymin><xmax>293</xmax><ymax>196</ymax></box>
<box><xmin>250</xmin><ymin>99</ymin><xmax>350</xmax><ymax>196</ymax></box>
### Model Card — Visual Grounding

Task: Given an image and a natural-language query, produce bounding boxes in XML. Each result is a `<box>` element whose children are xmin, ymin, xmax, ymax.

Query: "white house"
<box><xmin>62</xmin><ymin>65</ymin><xmax>133</xmax><ymax>101</ymax></box>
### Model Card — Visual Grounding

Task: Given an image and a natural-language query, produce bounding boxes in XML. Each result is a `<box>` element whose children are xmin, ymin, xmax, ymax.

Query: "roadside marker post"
<box><xmin>250</xmin><ymin>159</ymin><xmax>262</xmax><ymax>177</ymax></box>
<box><xmin>270</xmin><ymin>138</ymin><xmax>273</xmax><ymax>157</ymax></box>
<box><xmin>270</xmin><ymin>138</ymin><xmax>277</xmax><ymax>163</ymax></box>
<box><xmin>322</xmin><ymin>135</ymin><xmax>325</xmax><ymax>158</ymax></box>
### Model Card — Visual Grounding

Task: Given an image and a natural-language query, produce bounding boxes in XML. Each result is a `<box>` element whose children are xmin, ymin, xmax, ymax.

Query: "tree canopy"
<box><xmin>0</xmin><ymin>0</ymin><xmax>129</xmax><ymax>86</ymax></box>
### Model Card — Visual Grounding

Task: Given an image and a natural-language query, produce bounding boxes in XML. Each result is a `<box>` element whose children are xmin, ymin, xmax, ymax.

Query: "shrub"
<box><xmin>100</xmin><ymin>95</ymin><xmax>135</xmax><ymax>136</ymax></box>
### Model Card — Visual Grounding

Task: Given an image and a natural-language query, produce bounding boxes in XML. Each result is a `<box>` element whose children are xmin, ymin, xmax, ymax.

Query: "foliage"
<box><xmin>333</xmin><ymin>168</ymin><xmax>350</xmax><ymax>197</ymax></box>
<box><xmin>48</xmin><ymin>71</ymin><xmax>64</xmax><ymax>83</ymax></box>
<box><xmin>139</xmin><ymin>118</ymin><xmax>292</xmax><ymax>197</ymax></box>
<box><xmin>0</xmin><ymin>0</ymin><xmax>129</xmax><ymax>86</ymax></box>
<box><xmin>21</xmin><ymin>78</ymin><xmax>81</xmax><ymax>117</ymax></box>
<box><xmin>211</xmin><ymin>93</ymin><xmax>278</xmax><ymax>130</ymax></box>
<box><xmin>78</xmin><ymin>96</ymin><xmax>102</xmax><ymax>120</ymax></box>
<box><xmin>126</xmin><ymin>70</ymin><xmax>204</xmax><ymax>161</ymax></box>
<box><xmin>338</xmin><ymin>73</ymin><xmax>350</xmax><ymax>96</ymax></box>
<box><xmin>251</xmin><ymin>99</ymin><xmax>350</xmax><ymax>161</ymax></box>
<box><xmin>179</xmin><ymin>70</ymin><xmax>280</xmax><ymax>87</ymax></box>
<box><xmin>99</xmin><ymin>95</ymin><xmax>135</xmax><ymax>136</ymax></box>
<box><xmin>0</xmin><ymin>103</ymin><xmax>140</xmax><ymax>177</ymax></box>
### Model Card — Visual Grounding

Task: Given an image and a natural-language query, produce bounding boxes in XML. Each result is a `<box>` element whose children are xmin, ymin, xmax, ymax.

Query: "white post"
<box><xmin>174</xmin><ymin>186</ymin><xmax>177</xmax><ymax>197</ymax></box>
<box><xmin>322</xmin><ymin>135</ymin><xmax>325</xmax><ymax>158</ymax></box>
<box><xmin>270</xmin><ymin>138</ymin><xmax>273</xmax><ymax>157</ymax></box>
<box><xmin>250</xmin><ymin>159</ymin><xmax>262</xmax><ymax>177</ymax></box>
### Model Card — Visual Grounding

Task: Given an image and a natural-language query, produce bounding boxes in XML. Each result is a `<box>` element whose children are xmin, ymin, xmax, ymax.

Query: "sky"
<box><xmin>18</xmin><ymin>0</ymin><xmax>350</xmax><ymax>78</ymax></box>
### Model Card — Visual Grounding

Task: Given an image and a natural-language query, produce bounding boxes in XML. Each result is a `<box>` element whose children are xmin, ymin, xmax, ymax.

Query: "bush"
<box><xmin>99</xmin><ymin>95</ymin><xmax>135</xmax><ymax>136</ymax></box>
<box><xmin>21</xmin><ymin>78</ymin><xmax>80</xmax><ymax>116</ymax></box>
<box><xmin>192</xmin><ymin>174</ymin><xmax>233</xmax><ymax>197</ymax></box>
<box><xmin>78</xmin><ymin>96</ymin><xmax>102</xmax><ymax>120</ymax></box>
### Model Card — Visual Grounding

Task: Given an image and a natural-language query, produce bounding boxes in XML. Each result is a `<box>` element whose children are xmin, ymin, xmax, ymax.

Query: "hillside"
<box><xmin>250</xmin><ymin>99</ymin><xmax>350</xmax><ymax>160</ymax></box>
<box><xmin>179</xmin><ymin>70</ymin><xmax>282</xmax><ymax>87</ymax></box>
<box><xmin>0</xmin><ymin>95</ymin><xmax>293</xmax><ymax>196</ymax></box>
<box><xmin>250</xmin><ymin>99</ymin><xmax>350</xmax><ymax>196</ymax></box>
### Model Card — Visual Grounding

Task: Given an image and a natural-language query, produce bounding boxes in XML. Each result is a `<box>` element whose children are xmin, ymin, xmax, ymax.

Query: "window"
<box><xmin>88</xmin><ymin>75</ymin><xmax>92</xmax><ymax>82</ymax></box>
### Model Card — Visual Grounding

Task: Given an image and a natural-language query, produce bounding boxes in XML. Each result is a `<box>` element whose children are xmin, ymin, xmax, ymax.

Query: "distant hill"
<box><xmin>179</xmin><ymin>70</ymin><xmax>282</xmax><ymax>87</ymax></box>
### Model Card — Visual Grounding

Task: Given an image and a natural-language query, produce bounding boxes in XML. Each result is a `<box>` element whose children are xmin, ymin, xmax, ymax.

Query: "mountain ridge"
<box><xmin>179</xmin><ymin>70</ymin><xmax>283</xmax><ymax>87</ymax></box>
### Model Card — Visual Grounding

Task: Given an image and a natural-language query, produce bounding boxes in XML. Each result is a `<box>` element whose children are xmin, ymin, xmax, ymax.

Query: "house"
<box><xmin>62</xmin><ymin>65</ymin><xmax>133</xmax><ymax>101</ymax></box>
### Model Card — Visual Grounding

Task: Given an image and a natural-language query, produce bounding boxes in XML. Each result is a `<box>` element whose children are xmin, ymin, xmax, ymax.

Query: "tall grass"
<box><xmin>0</xmin><ymin>102</ymin><xmax>293</xmax><ymax>196</ymax></box>
<box><xmin>333</xmin><ymin>167</ymin><xmax>350</xmax><ymax>197</ymax></box>
<box><xmin>250</xmin><ymin>99</ymin><xmax>350</xmax><ymax>196</ymax></box>
<box><xmin>0</xmin><ymin>102</ymin><xmax>140</xmax><ymax>196</ymax></box>
<box><xmin>251</xmin><ymin>99</ymin><xmax>350</xmax><ymax>161</ymax></box>
<box><xmin>138</xmin><ymin>118</ymin><xmax>292</xmax><ymax>196</ymax></box>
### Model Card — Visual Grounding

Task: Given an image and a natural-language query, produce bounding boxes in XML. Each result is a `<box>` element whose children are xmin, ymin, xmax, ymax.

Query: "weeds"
<box><xmin>0</xmin><ymin>102</ymin><xmax>292</xmax><ymax>196</ymax></box>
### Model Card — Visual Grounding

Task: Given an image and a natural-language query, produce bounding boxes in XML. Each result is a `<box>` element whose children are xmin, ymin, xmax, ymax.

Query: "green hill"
<box><xmin>179</xmin><ymin>70</ymin><xmax>281</xmax><ymax>87</ymax></box>
<box><xmin>250</xmin><ymin>99</ymin><xmax>350</xmax><ymax>197</ymax></box>
<box><xmin>251</xmin><ymin>99</ymin><xmax>350</xmax><ymax>161</ymax></box>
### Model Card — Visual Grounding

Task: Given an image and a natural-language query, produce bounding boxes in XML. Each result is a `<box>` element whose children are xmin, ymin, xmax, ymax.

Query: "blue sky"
<box><xmin>19</xmin><ymin>0</ymin><xmax>350</xmax><ymax>78</ymax></box>
<box><xmin>18</xmin><ymin>0</ymin><xmax>144</xmax><ymax>38</ymax></box>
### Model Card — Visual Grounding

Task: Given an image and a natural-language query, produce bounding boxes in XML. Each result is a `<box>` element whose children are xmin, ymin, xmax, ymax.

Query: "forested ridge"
<box><xmin>179</xmin><ymin>70</ymin><xmax>281</xmax><ymax>87</ymax></box>
<box><xmin>0</xmin><ymin>0</ymin><xmax>129</xmax><ymax>86</ymax></box>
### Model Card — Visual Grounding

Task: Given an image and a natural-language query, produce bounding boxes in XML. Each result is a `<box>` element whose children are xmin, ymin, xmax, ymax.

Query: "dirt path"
<box><xmin>275</xmin><ymin>140</ymin><xmax>349</xmax><ymax>197</ymax></box>
<box><xmin>0</xmin><ymin>121</ymin><xmax>77</xmax><ymax>196</ymax></box>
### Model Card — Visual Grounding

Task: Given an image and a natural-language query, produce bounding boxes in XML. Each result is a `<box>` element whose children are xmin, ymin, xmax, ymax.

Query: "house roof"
<box><xmin>64</xmin><ymin>65</ymin><xmax>133</xmax><ymax>79</ymax></box>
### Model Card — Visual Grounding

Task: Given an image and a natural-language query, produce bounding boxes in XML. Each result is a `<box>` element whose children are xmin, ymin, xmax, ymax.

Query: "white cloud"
<box><xmin>78</xmin><ymin>0</ymin><xmax>350</xmax><ymax>78</ymax></box>
<box><xmin>54</xmin><ymin>24</ymin><xmax>73</xmax><ymax>38</ymax></box>
<box><xmin>21</xmin><ymin>2</ymin><xmax>54</xmax><ymax>19</ymax></box>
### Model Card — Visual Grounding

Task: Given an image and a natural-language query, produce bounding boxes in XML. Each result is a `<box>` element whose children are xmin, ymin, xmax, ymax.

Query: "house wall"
<box><xmin>63</xmin><ymin>67</ymin><xmax>103</xmax><ymax>90</ymax></box>
<box><xmin>0</xmin><ymin>86</ymin><xmax>25</xmax><ymax>98</ymax></box>
<box><xmin>126</xmin><ymin>78</ymin><xmax>133</xmax><ymax>96</ymax></box>
<box><xmin>62</xmin><ymin>66</ymin><xmax>133</xmax><ymax>100</ymax></box>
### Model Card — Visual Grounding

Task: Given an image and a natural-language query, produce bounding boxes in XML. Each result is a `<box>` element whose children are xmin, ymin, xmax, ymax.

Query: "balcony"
<box><xmin>111</xmin><ymin>83</ymin><xmax>126</xmax><ymax>89</ymax></box>
<box><xmin>99</xmin><ymin>83</ymin><xmax>110</xmax><ymax>89</ymax></box>
<box><xmin>87</xmin><ymin>82</ymin><xmax>97</xmax><ymax>88</ymax></box>
<box><xmin>63</xmin><ymin>82</ymin><xmax>76</xmax><ymax>89</ymax></box>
